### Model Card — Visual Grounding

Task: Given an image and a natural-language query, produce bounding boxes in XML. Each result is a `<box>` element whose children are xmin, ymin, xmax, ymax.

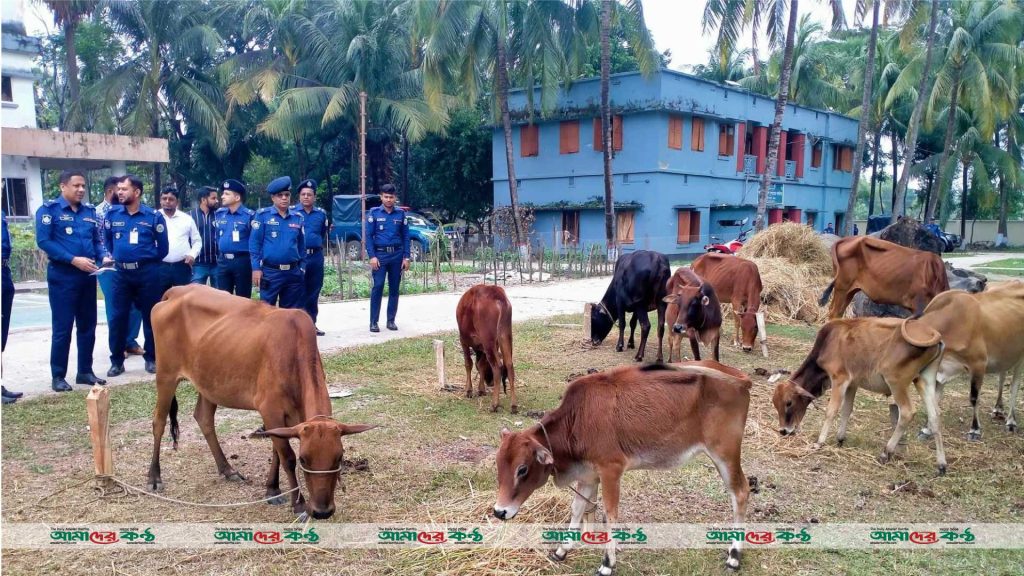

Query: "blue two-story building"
<box><xmin>493</xmin><ymin>69</ymin><xmax>859</xmax><ymax>255</ymax></box>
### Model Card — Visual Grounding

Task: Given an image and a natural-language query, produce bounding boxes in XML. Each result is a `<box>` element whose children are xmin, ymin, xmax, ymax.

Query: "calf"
<box><xmin>819</xmin><ymin>236</ymin><xmax>949</xmax><ymax>319</ymax></box>
<box><xmin>692</xmin><ymin>253</ymin><xmax>766</xmax><ymax>355</ymax></box>
<box><xmin>916</xmin><ymin>282</ymin><xmax>1024</xmax><ymax>438</ymax></box>
<box><xmin>663</xmin><ymin>267</ymin><xmax>723</xmax><ymax>362</ymax></box>
<box><xmin>494</xmin><ymin>362</ymin><xmax>751</xmax><ymax>572</ymax></box>
<box><xmin>772</xmin><ymin>317</ymin><xmax>948</xmax><ymax>474</ymax></box>
<box><xmin>589</xmin><ymin>250</ymin><xmax>670</xmax><ymax>362</ymax></box>
<box><xmin>456</xmin><ymin>284</ymin><xmax>517</xmax><ymax>413</ymax></box>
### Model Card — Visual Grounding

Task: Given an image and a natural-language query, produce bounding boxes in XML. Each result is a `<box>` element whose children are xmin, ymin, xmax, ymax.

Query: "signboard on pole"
<box><xmin>768</xmin><ymin>183</ymin><xmax>784</xmax><ymax>206</ymax></box>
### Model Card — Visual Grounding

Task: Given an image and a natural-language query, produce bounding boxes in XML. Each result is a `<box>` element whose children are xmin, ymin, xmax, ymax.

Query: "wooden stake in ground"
<box><xmin>434</xmin><ymin>339</ymin><xmax>447</xmax><ymax>389</ymax></box>
<box><xmin>86</xmin><ymin>386</ymin><xmax>113</xmax><ymax>489</ymax></box>
<box><xmin>756</xmin><ymin>312</ymin><xmax>769</xmax><ymax>358</ymax></box>
<box><xmin>583</xmin><ymin>303</ymin><xmax>593</xmax><ymax>342</ymax></box>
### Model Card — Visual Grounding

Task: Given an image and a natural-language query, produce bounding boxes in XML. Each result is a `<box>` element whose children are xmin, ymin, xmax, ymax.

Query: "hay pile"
<box><xmin>736</xmin><ymin>223</ymin><xmax>833</xmax><ymax>324</ymax></box>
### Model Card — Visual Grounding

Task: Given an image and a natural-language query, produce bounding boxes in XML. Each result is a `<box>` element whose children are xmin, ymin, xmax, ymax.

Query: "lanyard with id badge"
<box><xmin>129</xmin><ymin>228</ymin><xmax>139</xmax><ymax>245</ymax></box>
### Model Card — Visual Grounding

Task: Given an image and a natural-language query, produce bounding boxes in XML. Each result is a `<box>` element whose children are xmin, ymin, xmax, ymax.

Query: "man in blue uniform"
<box><xmin>35</xmin><ymin>169</ymin><xmax>110</xmax><ymax>391</ymax></box>
<box><xmin>2</xmin><ymin>210</ymin><xmax>23</xmax><ymax>403</ymax></box>
<box><xmin>214</xmin><ymin>179</ymin><xmax>254</xmax><ymax>297</ymax></box>
<box><xmin>365</xmin><ymin>184</ymin><xmax>409</xmax><ymax>332</ymax></box>
<box><xmin>104</xmin><ymin>175</ymin><xmax>169</xmax><ymax>377</ymax></box>
<box><xmin>295</xmin><ymin>179</ymin><xmax>329</xmax><ymax>334</ymax></box>
<box><xmin>250</xmin><ymin>176</ymin><xmax>306</xmax><ymax>308</ymax></box>
<box><xmin>96</xmin><ymin>176</ymin><xmax>145</xmax><ymax>357</ymax></box>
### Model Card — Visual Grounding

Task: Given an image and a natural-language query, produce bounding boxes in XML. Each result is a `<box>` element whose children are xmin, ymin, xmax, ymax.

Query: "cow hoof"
<box><xmin>148</xmin><ymin>479</ymin><xmax>164</xmax><ymax>492</ymax></box>
<box><xmin>465</xmin><ymin>390</ymin><xmax>474</xmax><ymax>399</ymax></box>
<box><xmin>811</xmin><ymin>442</ymin><xmax>823</xmax><ymax>450</ymax></box>
<box><xmin>991</xmin><ymin>409</ymin><xmax>1006</xmax><ymax>421</ymax></box>
<box><xmin>937</xmin><ymin>464</ymin><xmax>947</xmax><ymax>476</ymax></box>
<box><xmin>596</xmin><ymin>564</ymin><xmax>614</xmax><ymax>576</ymax></box>
<box><xmin>510</xmin><ymin>405</ymin><xmax>519</xmax><ymax>415</ymax></box>
<box><xmin>491</xmin><ymin>405</ymin><xmax>500</xmax><ymax>413</ymax></box>
<box><xmin>966</xmin><ymin>430</ymin><xmax>982</xmax><ymax>442</ymax></box>
<box><xmin>1007</xmin><ymin>423</ymin><xmax>1017</xmax><ymax>433</ymax></box>
<box><xmin>877</xmin><ymin>452</ymin><xmax>891</xmax><ymax>465</ymax></box>
<box><xmin>225</xmin><ymin>471</ymin><xmax>246</xmax><ymax>482</ymax></box>
<box><xmin>837</xmin><ymin>438</ymin><xmax>846</xmax><ymax>448</ymax></box>
<box><xmin>266</xmin><ymin>491</ymin><xmax>287</xmax><ymax>505</ymax></box>
<box><xmin>917</xmin><ymin>429</ymin><xmax>934</xmax><ymax>441</ymax></box>
<box><xmin>548</xmin><ymin>549</ymin><xmax>567</xmax><ymax>562</ymax></box>
<box><xmin>627</xmin><ymin>342</ymin><xmax>635</xmax><ymax>349</ymax></box>
<box><xmin>615</xmin><ymin>345</ymin><xmax>624</xmax><ymax>352</ymax></box>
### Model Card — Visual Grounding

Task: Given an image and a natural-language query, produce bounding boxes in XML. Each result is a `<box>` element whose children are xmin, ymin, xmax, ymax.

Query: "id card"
<box><xmin>232</xmin><ymin>230</ymin><xmax>240</xmax><ymax>242</ymax></box>
<box><xmin>129</xmin><ymin>229</ymin><xmax>139</xmax><ymax>245</ymax></box>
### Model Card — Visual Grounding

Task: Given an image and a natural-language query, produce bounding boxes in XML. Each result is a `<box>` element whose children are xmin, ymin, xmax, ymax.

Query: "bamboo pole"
<box><xmin>583</xmin><ymin>303</ymin><xmax>593</xmax><ymax>342</ymax></box>
<box><xmin>86</xmin><ymin>386</ymin><xmax>113</xmax><ymax>489</ymax></box>
<box><xmin>434</xmin><ymin>339</ymin><xmax>447</xmax><ymax>389</ymax></box>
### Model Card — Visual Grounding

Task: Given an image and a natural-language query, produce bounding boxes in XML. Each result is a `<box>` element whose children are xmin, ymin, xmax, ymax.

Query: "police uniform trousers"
<box><xmin>302</xmin><ymin>248</ymin><xmax>325</xmax><ymax>322</ymax></box>
<box><xmin>109</xmin><ymin>261</ymin><xmax>162</xmax><ymax>365</ymax></box>
<box><xmin>159</xmin><ymin>261</ymin><xmax>192</xmax><ymax>296</ymax></box>
<box><xmin>47</xmin><ymin>262</ymin><xmax>98</xmax><ymax>378</ymax></box>
<box><xmin>97</xmin><ymin>269</ymin><xmax>143</xmax><ymax>353</ymax></box>
<box><xmin>370</xmin><ymin>249</ymin><xmax>403</xmax><ymax>324</ymax></box>
<box><xmin>260</xmin><ymin>265</ymin><xmax>305</xmax><ymax>309</ymax></box>
<box><xmin>2</xmin><ymin>261</ymin><xmax>14</xmax><ymax>352</ymax></box>
<box><xmin>216</xmin><ymin>254</ymin><xmax>252</xmax><ymax>298</ymax></box>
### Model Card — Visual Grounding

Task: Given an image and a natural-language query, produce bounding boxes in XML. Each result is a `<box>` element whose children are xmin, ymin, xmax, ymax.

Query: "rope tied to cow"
<box><xmin>101</xmin><ymin>475</ymin><xmax>302</xmax><ymax>508</ymax></box>
<box><xmin>537</xmin><ymin>420</ymin><xmax>601</xmax><ymax>515</ymax></box>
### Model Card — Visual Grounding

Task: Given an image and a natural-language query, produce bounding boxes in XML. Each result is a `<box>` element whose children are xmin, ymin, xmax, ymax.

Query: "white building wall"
<box><xmin>2</xmin><ymin>0</ymin><xmax>44</xmax><ymax>213</ymax></box>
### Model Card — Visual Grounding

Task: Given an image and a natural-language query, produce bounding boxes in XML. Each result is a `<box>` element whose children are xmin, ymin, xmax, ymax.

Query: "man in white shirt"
<box><xmin>158</xmin><ymin>186</ymin><xmax>202</xmax><ymax>295</ymax></box>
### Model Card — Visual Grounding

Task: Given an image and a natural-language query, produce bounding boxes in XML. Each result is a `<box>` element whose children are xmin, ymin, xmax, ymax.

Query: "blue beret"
<box><xmin>298</xmin><ymin>179</ymin><xmax>317</xmax><ymax>192</ymax></box>
<box><xmin>267</xmin><ymin>176</ymin><xmax>293</xmax><ymax>196</ymax></box>
<box><xmin>221</xmin><ymin>179</ymin><xmax>247</xmax><ymax>199</ymax></box>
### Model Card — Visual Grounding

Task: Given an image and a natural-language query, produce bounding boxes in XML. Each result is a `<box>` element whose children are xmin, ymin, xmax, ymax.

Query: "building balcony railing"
<box><xmin>743</xmin><ymin>155</ymin><xmax>757</xmax><ymax>176</ymax></box>
<box><xmin>785</xmin><ymin>160</ymin><xmax>797</xmax><ymax>180</ymax></box>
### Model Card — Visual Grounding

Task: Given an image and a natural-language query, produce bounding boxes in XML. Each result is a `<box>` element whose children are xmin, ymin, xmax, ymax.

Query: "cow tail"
<box><xmin>819</xmin><ymin>281</ymin><xmax>835</xmax><ymax>307</ymax></box>
<box><xmin>497</xmin><ymin>302</ymin><xmax>508</xmax><ymax>394</ymax></box>
<box><xmin>169</xmin><ymin>396</ymin><xmax>180</xmax><ymax>449</ymax></box>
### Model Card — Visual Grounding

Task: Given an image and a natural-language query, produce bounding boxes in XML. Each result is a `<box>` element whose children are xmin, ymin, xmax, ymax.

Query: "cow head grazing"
<box><xmin>589</xmin><ymin>303</ymin><xmax>615</xmax><ymax>345</ymax></box>
<box><xmin>771</xmin><ymin>380</ymin><xmax>817</xmax><ymax>436</ymax></box>
<box><xmin>663</xmin><ymin>286</ymin><xmax>709</xmax><ymax>334</ymax></box>
<box><xmin>735</xmin><ymin>311</ymin><xmax>760</xmax><ymax>352</ymax></box>
<box><xmin>255</xmin><ymin>418</ymin><xmax>376</xmax><ymax>519</ymax></box>
<box><xmin>493</xmin><ymin>427</ymin><xmax>554</xmax><ymax>520</ymax></box>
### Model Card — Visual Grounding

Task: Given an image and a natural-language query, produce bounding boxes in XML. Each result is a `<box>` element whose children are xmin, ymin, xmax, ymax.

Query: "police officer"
<box><xmin>3</xmin><ymin>209</ymin><xmax>24</xmax><ymax>403</ymax></box>
<box><xmin>104</xmin><ymin>175</ymin><xmax>169</xmax><ymax>377</ymax></box>
<box><xmin>250</xmin><ymin>176</ymin><xmax>306</xmax><ymax>308</ymax></box>
<box><xmin>214</xmin><ymin>179</ymin><xmax>254</xmax><ymax>297</ymax></box>
<box><xmin>366</xmin><ymin>184</ymin><xmax>409</xmax><ymax>332</ymax></box>
<box><xmin>35</xmin><ymin>169</ymin><xmax>110</xmax><ymax>391</ymax></box>
<box><xmin>294</xmin><ymin>179</ymin><xmax>329</xmax><ymax>334</ymax></box>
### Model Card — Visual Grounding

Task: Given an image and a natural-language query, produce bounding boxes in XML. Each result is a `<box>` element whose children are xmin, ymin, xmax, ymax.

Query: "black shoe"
<box><xmin>51</xmin><ymin>378</ymin><xmax>73</xmax><ymax>392</ymax></box>
<box><xmin>75</xmin><ymin>373</ymin><xmax>107</xmax><ymax>386</ymax></box>
<box><xmin>315</xmin><ymin>327</ymin><xmax>325</xmax><ymax>336</ymax></box>
<box><xmin>386</xmin><ymin>321</ymin><xmax>398</xmax><ymax>331</ymax></box>
<box><xmin>2</xmin><ymin>395</ymin><xmax>15</xmax><ymax>405</ymax></box>
<box><xmin>369</xmin><ymin>323</ymin><xmax>380</xmax><ymax>333</ymax></box>
<box><xmin>145</xmin><ymin>360</ymin><xmax>157</xmax><ymax>374</ymax></box>
<box><xmin>107</xmin><ymin>364</ymin><xmax>125</xmax><ymax>377</ymax></box>
<box><xmin>2</xmin><ymin>386</ymin><xmax>23</xmax><ymax>399</ymax></box>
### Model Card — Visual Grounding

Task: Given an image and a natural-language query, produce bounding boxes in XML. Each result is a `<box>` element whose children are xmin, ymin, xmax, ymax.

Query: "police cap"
<box><xmin>221</xmin><ymin>179</ymin><xmax>247</xmax><ymax>200</ymax></box>
<box><xmin>298</xmin><ymin>179</ymin><xmax>317</xmax><ymax>193</ymax></box>
<box><xmin>267</xmin><ymin>176</ymin><xmax>293</xmax><ymax>196</ymax></box>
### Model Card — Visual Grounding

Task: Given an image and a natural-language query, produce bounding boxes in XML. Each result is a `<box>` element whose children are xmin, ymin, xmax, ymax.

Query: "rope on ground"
<box><xmin>105</xmin><ymin>476</ymin><xmax>301</xmax><ymax>508</ymax></box>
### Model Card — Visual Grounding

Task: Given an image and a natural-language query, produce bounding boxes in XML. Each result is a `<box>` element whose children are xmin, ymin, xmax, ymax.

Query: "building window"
<box><xmin>668</xmin><ymin>115</ymin><xmax>683</xmax><ymax>150</ymax></box>
<box><xmin>1</xmin><ymin>76</ymin><xmax>12</xmax><ymax>102</ymax></box>
<box><xmin>2</xmin><ymin>178</ymin><xmax>29</xmax><ymax>217</ymax></box>
<box><xmin>691</xmin><ymin>117</ymin><xmax>705</xmax><ymax>151</ymax></box>
<box><xmin>811</xmin><ymin>142</ymin><xmax>823</xmax><ymax>168</ymax></box>
<box><xmin>677</xmin><ymin>210</ymin><xmax>701</xmax><ymax>244</ymax></box>
<box><xmin>593</xmin><ymin>116</ymin><xmax>623</xmax><ymax>152</ymax></box>
<box><xmin>616</xmin><ymin>211</ymin><xmax>635</xmax><ymax>244</ymax></box>
<box><xmin>561</xmin><ymin>210</ymin><xmax>580</xmax><ymax>246</ymax></box>
<box><xmin>718</xmin><ymin>124</ymin><xmax>735</xmax><ymax>157</ymax></box>
<box><xmin>520</xmin><ymin>124</ymin><xmax>539</xmax><ymax>157</ymax></box>
<box><xmin>832</xmin><ymin>144</ymin><xmax>852</xmax><ymax>172</ymax></box>
<box><xmin>559</xmin><ymin>120</ymin><xmax>579</xmax><ymax>154</ymax></box>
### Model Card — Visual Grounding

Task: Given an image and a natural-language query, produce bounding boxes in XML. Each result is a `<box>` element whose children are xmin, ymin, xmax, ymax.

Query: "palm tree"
<box><xmin>42</xmin><ymin>0</ymin><xmax>98</xmax><ymax>122</ymax></box>
<box><xmin>691</xmin><ymin>46</ymin><xmax>750</xmax><ymax>83</ymax></box>
<box><xmin>842</xmin><ymin>0</ymin><xmax>881</xmax><ymax>234</ymax></box>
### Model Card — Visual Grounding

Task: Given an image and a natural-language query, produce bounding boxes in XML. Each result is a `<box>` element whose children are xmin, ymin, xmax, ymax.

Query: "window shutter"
<box><xmin>691</xmin><ymin>117</ymin><xmax>705</xmax><ymax>151</ymax></box>
<box><xmin>677</xmin><ymin>211</ymin><xmax>691</xmax><ymax>243</ymax></box>
<box><xmin>521</xmin><ymin>124</ymin><xmax>538</xmax><ymax>157</ymax></box>
<box><xmin>616</xmin><ymin>211</ymin><xmax>634</xmax><ymax>244</ymax></box>
<box><xmin>668</xmin><ymin>116</ymin><xmax>682</xmax><ymax>150</ymax></box>
<box><xmin>612</xmin><ymin>115</ymin><xmax>623</xmax><ymax>151</ymax></box>
<box><xmin>559</xmin><ymin>121</ymin><xmax>579</xmax><ymax>154</ymax></box>
<box><xmin>690</xmin><ymin>211</ymin><xmax>701</xmax><ymax>241</ymax></box>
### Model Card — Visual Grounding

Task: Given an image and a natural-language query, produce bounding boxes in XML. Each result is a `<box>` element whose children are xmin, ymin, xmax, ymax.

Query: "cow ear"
<box><xmin>252</xmin><ymin>425</ymin><xmax>301</xmax><ymax>439</ymax></box>
<box><xmin>701</xmin><ymin>295</ymin><xmax>710</xmax><ymax>306</ymax></box>
<box><xmin>795</xmin><ymin>386</ymin><xmax>815</xmax><ymax>400</ymax></box>
<box><xmin>534</xmin><ymin>446</ymin><xmax>554</xmax><ymax>466</ymax></box>
<box><xmin>500</xmin><ymin>427</ymin><xmax>512</xmax><ymax>440</ymax></box>
<box><xmin>662</xmin><ymin>295</ymin><xmax>676</xmax><ymax>304</ymax></box>
<box><xmin>338</xmin><ymin>423</ymin><xmax>377</xmax><ymax>436</ymax></box>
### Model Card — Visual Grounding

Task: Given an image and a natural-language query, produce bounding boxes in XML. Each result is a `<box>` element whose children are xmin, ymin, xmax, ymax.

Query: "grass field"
<box><xmin>2</xmin><ymin>315</ymin><xmax>1023</xmax><ymax>575</ymax></box>
<box><xmin>972</xmin><ymin>258</ymin><xmax>1024</xmax><ymax>278</ymax></box>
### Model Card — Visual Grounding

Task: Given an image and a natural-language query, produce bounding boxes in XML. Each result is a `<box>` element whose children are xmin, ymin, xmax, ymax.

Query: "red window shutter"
<box><xmin>612</xmin><ymin>115</ymin><xmax>623</xmax><ymax>151</ymax></box>
<box><xmin>691</xmin><ymin>117</ymin><xmax>705</xmax><ymax>151</ymax></box>
<box><xmin>560</xmin><ymin>121</ymin><xmax>579</xmax><ymax>154</ymax></box>
<box><xmin>689</xmin><ymin>211</ymin><xmax>701</xmax><ymax>241</ymax></box>
<box><xmin>769</xmin><ymin>208</ymin><xmax>784</xmax><ymax>224</ymax></box>
<box><xmin>719</xmin><ymin>125</ymin><xmax>729</xmax><ymax>155</ymax></box>
<box><xmin>668</xmin><ymin>116</ymin><xmax>682</xmax><ymax>150</ymax></box>
<box><xmin>754</xmin><ymin>126</ymin><xmax>768</xmax><ymax>173</ymax></box>
<box><xmin>677</xmin><ymin>211</ymin><xmax>690</xmax><ymax>243</ymax></box>
<box><xmin>811</xmin><ymin>143</ymin><xmax>822</xmax><ymax>168</ymax></box>
<box><xmin>735</xmin><ymin>122</ymin><xmax>746</xmax><ymax>172</ymax></box>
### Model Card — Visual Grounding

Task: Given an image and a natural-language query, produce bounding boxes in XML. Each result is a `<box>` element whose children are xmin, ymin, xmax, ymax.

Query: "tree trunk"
<box><xmin>869</xmin><ymin>127</ymin><xmax>882</xmax><ymax>215</ymax></box>
<box><xmin>495</xmin><ymin>33</ymin><xmax>524</xmax><ymax>247</ymax></box>
<box><xmin>892</xmin><ymin>0</ymin><xmax>940</xmax><ymax>223</ymax></box>
<box><xmin>65</xmin><ymin>20</ymin><xmax>80</xmax><ymax>129</ymax></box>
<box><xmin>295</xmin><ymin>138</ymin><xmax>308</xmax><ymax>178</ymax></box>
<box><xmin>751</xmin><ymin>26</ymin><xmax>760</xmax><ymax>76</ymax></box>
<box><xmin>925</xmin><ymin>67</ymin><xmax>960</xmax><ymax>223</ymax></box>
<box><xmin>601</xmin><ymin>0</ymin><xmax>616</xmax><ymax>253</ymax></box>
<box><xmin>755</xmin><ymin>0</ymin><xmax>798</xmax><ymax>232</ymax></box>
<box><xmin>890</xmin><ymin>128</ymin><xmax>898</xmax><ymax>212</ymax></box>
<box><xmin>998</xmin><ymin>129</ymin><xmax>1011</xmax><ymax>239</ymax></box>
<box><xmin>403</xmin><ymin>136</ymin><xmax>409</xmax><ymax>201</ymax></box>
<box><xmin>960</xmin><ymin>158</ymin><xmax>968</xmax><ymax>240</ymax></box>
<box><xmin>843</xmin><ymin>0</ymin><xmax>880</xmax><ymax>235</ymax></box>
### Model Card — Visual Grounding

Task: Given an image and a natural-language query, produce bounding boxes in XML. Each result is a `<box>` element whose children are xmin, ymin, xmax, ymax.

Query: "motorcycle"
<box><xmin>705</xmin><ymin>218</ymin><xmax>752</xmax><ymax>255</ymax></box>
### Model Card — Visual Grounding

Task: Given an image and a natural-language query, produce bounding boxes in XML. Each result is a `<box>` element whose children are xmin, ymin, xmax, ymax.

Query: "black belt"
<box><xmin>376</xmin><ymin>246</ymin><xmax>401</xmax><ymax>254</ymax></box>
<box><xmin>163</xmin><ymin>260</ymin><xmax>191</xmax><ymax>266</ymax></box>
<box><xmin>117</xmin><ymin>261</ymin><xmax>156</xmax><ymax>270</ymax></box>
<box><xmin>222</xmin><ymin>252</ymin><xmax>249</xmax><ymax>260</ymax></box>
<box><xmin>264</xmin><ymin>261</ymin><xmax>300</xmax><ymax>271</ymax></box>
<box><xmin>306</xmin><ymin>247</ymin><xmax>323</xmax><ymax>254</ymax></box>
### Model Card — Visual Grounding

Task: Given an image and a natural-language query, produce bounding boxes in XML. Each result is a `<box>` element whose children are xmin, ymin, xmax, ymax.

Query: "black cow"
<box><xmin>589</xmin><ymin>250</ymin><xmax>671</xmax><ymax>362</ymax></box>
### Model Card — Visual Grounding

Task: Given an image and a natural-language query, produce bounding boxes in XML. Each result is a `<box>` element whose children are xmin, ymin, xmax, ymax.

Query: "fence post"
<box><xmin>583</xmin><ymin>303</ymin><xmax>592</xmax><ymax>342</ymax></box>
<box><xmin>86</xmin><ymin>386</ymin><xmax>114</xmax><ymax>489</ymax></box>
<box><xmin>434</xmin><ymin>339</ymin><xmax>447</xmax><ymax>389</ymax></box>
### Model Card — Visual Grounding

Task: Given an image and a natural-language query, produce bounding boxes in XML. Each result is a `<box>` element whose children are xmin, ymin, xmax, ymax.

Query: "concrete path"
<box><xmin>1</xmin><ymin>276</ymin><xmax>611</xmax><ymax>398</ymax></box>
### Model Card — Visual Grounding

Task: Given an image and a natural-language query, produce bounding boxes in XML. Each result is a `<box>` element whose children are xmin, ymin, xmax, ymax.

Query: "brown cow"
<box><xmin>149</xmin><ymin>285</ymin><xmax>375</xmax><ymax>518</ymax></box>
<box><xmin>819</xmin><ymin>236</ymin><xmax>949</xmax><ymax>319</ymax></box>
<box><xmin>772</xmin><ymin>317</ymin><xmax>948</xmax><ymax>474</ymax></box>
<box><xmin>456</xmin><ymin>284</ymin><xmax>517</xmax><ymax>413</ymax></box>
<box><xmin>915</xmin><ymin>281</ymin><xmax>1024</xmax><ymax>439</ymax></box>
<box><xmin>662</xmin><ymin>267</ymin><xmax>723</xmax><ymax>362</ymax></box>
<box><xmin>494</xmin><ymin>361</ymin><xmax>751</xmax><ymax>572</ymax></box>
<box><xmin>692</xmin><ymin>253</ymin><xmax>765</xmax><ymax>354</ymax></box>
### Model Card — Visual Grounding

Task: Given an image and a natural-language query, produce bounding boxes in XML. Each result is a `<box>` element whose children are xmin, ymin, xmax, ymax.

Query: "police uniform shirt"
<box><xmin>293</xmin><ymin>205</ymin><xmax>329</xmax><ymax>249</ymax></box>
<box><xmin>365</xmin><ymin>205</ymin><xmax>410</xmax><ymax>258</ymax></box>
<box><xmin>214</xmin><ymin>205</ymin><xmax>255</xmax><ymax>254</ymax></box>
<box><xmin>35</xmin><ymin>196</ymin><xmax>107</xmax><ymax>264</ymax></box>
<box><xmin>103</xmin><ymin>205</ymin><xmax>170</xmax><ymax>263</ymax></box>
<box><xmin>249</xmin><ymin>207</ymin><xmax>305</xmax><ymax>269</ymax></box>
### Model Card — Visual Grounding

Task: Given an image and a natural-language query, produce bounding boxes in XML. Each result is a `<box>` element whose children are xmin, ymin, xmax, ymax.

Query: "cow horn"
<box><xmin>337</xmin><ymin>423</ymin><xmax>377</xmax><ymax>436</ymax></box>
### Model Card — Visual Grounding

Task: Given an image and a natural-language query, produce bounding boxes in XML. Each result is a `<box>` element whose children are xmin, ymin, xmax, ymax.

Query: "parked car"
<box><xmin>329</xmin><ymin>194</ymin><xmax>439</xmax><ymax>261</ymax></box>
<box><xmin>925</xmin><ymin>223</ymin><xmax>962</xmax><ymax>253</ymax></box>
